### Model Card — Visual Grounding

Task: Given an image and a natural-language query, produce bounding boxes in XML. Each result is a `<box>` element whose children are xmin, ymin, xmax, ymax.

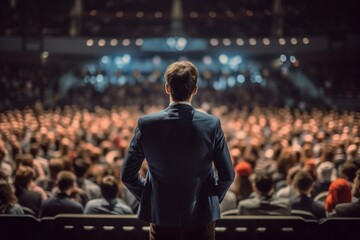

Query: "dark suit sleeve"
<box><xmin>121</xmin><ymin>118</ymin><xmax>146</xmax><ymax>201</ymax></box>
<box><xmin>213</xmin><ymin>119</ymin><xmax>235</xmax><ymax>203</ymax></box>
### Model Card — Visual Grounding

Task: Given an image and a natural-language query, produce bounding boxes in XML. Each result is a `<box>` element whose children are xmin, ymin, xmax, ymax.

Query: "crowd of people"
<box><xmin>1</xmin><ymin>102</ymin><xmax>359</xmax><ymax>219</ymax></box>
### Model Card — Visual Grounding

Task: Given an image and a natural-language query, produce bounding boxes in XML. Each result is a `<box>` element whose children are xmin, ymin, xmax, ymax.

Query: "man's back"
<box><xmin>238</xmin><ymin>195</ymin><xmax>291</xmax><ymax>216</ymax></box>
<box><xmin>40</xmin><ymin>192</ymin><xmax>83</xmax><ymax>217</ymax></box>
<box><xmin>122</xmin><ymin>104</ymin><xmax>234</xmax><ymax>227</ymax></box>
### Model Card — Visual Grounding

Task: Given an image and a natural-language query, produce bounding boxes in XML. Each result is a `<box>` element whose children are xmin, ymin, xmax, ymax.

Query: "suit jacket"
<box><xmin>16</xmin><ymin>188</ymin><xmax>42</xmax><ymax>217</ymax></box>
<box><xmin>335</xmin><ymin>199</ymin><xmax>360</xmax><ymax>217</ymax></box>
<box><xmin>291</xmin><ymin>194</ymin><xmax>326</xmax><ymax>219</ymax></box>
<box><xmin>121</xmin><ymin>103</ymin><xmax>234</xmax><ymax>227</ymax></box>
<box><xmin>238</xmin><ymin>194</ymin><xmax>291</xmax><ymax>216</ymax></box>
<box><xmin>40</xmin><ymin>192</ymin><xmax>84</xmax><ymax>217</ymax></box>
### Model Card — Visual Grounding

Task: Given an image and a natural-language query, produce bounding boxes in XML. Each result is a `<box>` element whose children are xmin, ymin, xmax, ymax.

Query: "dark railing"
<box><xmin>1</xmin><ymin>214</ymin><xmax>359</xmax><ymax>240</ymax></box>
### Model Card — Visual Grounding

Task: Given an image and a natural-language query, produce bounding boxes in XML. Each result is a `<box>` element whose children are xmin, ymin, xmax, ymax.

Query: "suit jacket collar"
<box><xmin>165</xmin><ymin>103</ymin><xmax>194</xmax><ymax>111</ymax></box>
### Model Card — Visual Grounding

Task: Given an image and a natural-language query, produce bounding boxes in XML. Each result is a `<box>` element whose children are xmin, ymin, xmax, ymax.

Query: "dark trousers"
<box><xmin>150</xmin><ymin>221</ymin><xmax>215</xmax><ymax>240</ymax></box>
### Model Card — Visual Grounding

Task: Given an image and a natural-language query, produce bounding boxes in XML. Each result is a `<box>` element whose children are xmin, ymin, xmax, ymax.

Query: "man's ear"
<box><xmin>165</xmin><ymin>83</ymin><xmax>171</xmax><ymax>95</ymax></box>
<box><xmin>192</xmin><ymin>85</ymin><xmax>198</xmax><ymax>96</ymax></box>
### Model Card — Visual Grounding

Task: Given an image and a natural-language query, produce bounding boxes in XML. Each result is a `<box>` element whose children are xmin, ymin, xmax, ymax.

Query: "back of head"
<box><xmin>164</xmin><ymin>61</ymin><xmax>198</xmax><ymax>101</ymax></box>
<box><xmin>49</xmin><ymin>158</ymin><xmax>65</xmax><ymax>179</ymax></box>
<box><xmin>57</xmin><ymin>170</ymin><xmax>76</xmax><ymax>192</ymax></box>
<box><xmin>73</xmin><ymin>157</ymin><xmax>91</xmax><ymax>177</ymax></box>
<box><xmin>316</xmin><ymin>161</ymin><xmax>337</xmax><ymax>183</ymax></box>
<box><xmin>100</xmin><ymin>175</ymin><xmax>119</xmax><ymax>199</ymax></box>
<box><xmin>325</xmin><ymin>178</ymin><xmax>352</xmax><ymax>212</ymax></box>
<box><xmin>293</xmin><ymin>170</ymin><xmax>314</xmax><ymax>194</ymax></box>
<box><xmin>235</xmin><ymin>160</ymin><xmax>253</xmax><ymax>177</ymax></box>
<box><xmin>0</xmin><ymin>179</ymin><xmax>17</xmax><ymax>208</ymax></box>
<box><xmin>254</xmin><ymin>172</ymin><xmax>273</xmax><ymax>195</ymax></box>
<box><xmin>15</xmin><ymin>165</ymin><xmax>35</xmax><ymax>189</ymax></box>
<box><xmin>340</xmin><ymin>161</ymin><xmax>358</xmax><ymax>182</ymax></box>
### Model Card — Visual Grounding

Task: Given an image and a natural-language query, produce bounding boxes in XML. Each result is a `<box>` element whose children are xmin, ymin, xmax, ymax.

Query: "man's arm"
<box><xmin>121</xmin><ymin>119</ymin><xmax>146</xmax><ymax>201</ymax></box>
<box><xmin>213</xmin><ymin>119</ymin><xmax>235</xmax><ymax>203</ymax></box>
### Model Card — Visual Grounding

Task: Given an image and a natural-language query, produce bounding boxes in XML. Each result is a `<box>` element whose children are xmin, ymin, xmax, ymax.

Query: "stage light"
<box><xmin>98</xmin><ymin>39</ymin><xmax>106</xmax><ymax>47</ymax></box>
<box><xmin>41</xmin><ymin>51</ymin><xmax>49</xmax><ymax>59</ymax></box>
<box><xmin>262</xmin><ymin>38</ymin><xmax>270</xmax><ymax>45</ymax></box>
<box><xmin>249</xmin><ymin>38</ymin><xmax>257</xmax><ymax>46</ymax></box>
<box><xmin>209</xmin><ymin>11</ymin><xmax>216</xmax><ymax>18</ymax></box>
<box><xmin>303</xmin><ymin>37</ymin><xmax>310</xmax><ymax>44</ymax></box>
<box><xmin>116</xmin><ymin>11</ymin><xmax>124</xmax><ymax>18</ymax></box>
<box><xmin>96</xmin><ymin>74</ymin><xmax>104</xmax><ymax>83</ymax></box>
<box><xmin>280</xmin><ymin>54</ymin><xmax>287</xmax><ymax>62</ymax></box>
<box><xmin>135</xmin><ymin>38</ymin><xmax>144</xmax><ymax>46</ymax></box>
<box><xmin>176</xmin><ymin>37</ymin><xmax>187</xmax><ymax>51</ymax></box>
<box><xmin>136</xmin><ymin>11</ymin><xmax>144</xmax><ymax>18</ymax></box>
<box><xmin>90</xmin><ymin>10</ymin><xmax>97</xmax><ymax>16</ymax></box>
<box><xmin>122</xmin><ymin>39</ymin><xmax>130</xmax><ymax>46</ymax></box>
<box><xmin>246</xmin><ymin>10</ymin><xmax>254</xmax><ymax>17</ymax></box>
<box><xmin>279</xmin><ymin>38</ymin><xmax>286</xmax><ymax>45</ymax></box>
<box><xmin>190</xmin><ymin>12</ymin><xmax>198</xmax><ymax>18</ymax></box>
<box><xmin>290</xmin><ymin>56</ymin><xmax>296</xmax><ymax>63</ymax></box>
<box><xmin>219</xmin><ymin>54</ymin><xmax>228</xmax><ymax>64</ymax></box>
<box><xmin>210</xmin><ymin>38</ymin><xmax>219</xmax><ymax>46</ymax></box>
<box><xmin>226</xmin><ymin>10</ymin><xmax>234</xmax><ymax>17</ymax></box>
<box><xmin>291</xmin><ymin>38</ymin><xmax>298</xmax><ymax>45</ymax></box>
<box><xmin>86</xmin><ymin>39</ymin><xmax>94</xmax><ymax>47</ymax></box>
<box><xmin>152</xmin><ymin>55</ymin><xmax>161</xmax><ymax>65</ymax></box>
<box><xmin>122</xmin><ymin>54</ymin><xmax>131</xmax><ymax>64</ymax></box>
<box><xmin>154</xmin><ymin>12</ymin><xmax>163</xmax><ymax>18</ymax></box>
<box><xmin>223</xmin><ymin>38</ymin><xmax>231</xmax><ymax>46</ymax></box>
<box><xmin>203</xmin><ymin>56</ymin><xmax>212</xmax><ymax>65</ymax></box>
<box><xmin>101</xmin><ymin>56</ymin><xmax>109</xmax><ymax>64</ymax></box>
<box><xmin>110</xmin><ymin>39</ymin><xmax>118</xmax><ymax>46</ymax></box>
<box><xmin>236</xmin><ymin>38</ymin><xmax>244</xmax><ymax>46</ymax></box>
<box><xmin>237</xmin><ymin>74</ymin><xmax>245</xmax><ymax>83</ymax></box>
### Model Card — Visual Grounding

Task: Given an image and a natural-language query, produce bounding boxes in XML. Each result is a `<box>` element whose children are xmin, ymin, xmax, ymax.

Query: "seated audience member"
<box><xmin>335</xmin><ymin>169</ymin><xmax>360</xmax><ymax>217</ymax></box>
<box><xmin>275</xmin><ymin>165</ymin><xmax>301</xmax><ymax>199</ymax></box>
<box><xmin>237</xmin><ymin>172</ymin><xmax>291</xmax><ymax>216</ymax></box>
<box><xmin>84</xmin><ymin>175</ymin><xmax>132</xmax><ymax>214</ymax></box>
<box><xmin>230</xmin><ymin>160</ymin><xmax>254</xmax><ymax>202</ymax></box>
<box><xmin>0</xmin><ymin>179</ymin><xmax>24</xmax><ymax>215</ymax></box>
<box><xmin>73</xmin><ymin>157</ymin><xmax>101</xmax><ymax>202</ymax></box>
<box><xmin>324</xmin><ymin>178</ymin><xmax>352</xmax><ymax>216</ymax></box>
<box><xmin>36</xmin><ymin>158</ymin><xmax>64</xmax><ymax>194</ymax></box>
<box><xmin>40</xmin><ymin>171</ymin><xmax>84</xmax><ymax>217</ymax></box>
<box><xmin>291</xmin><ymin>170</ymin><xmax>326</xmax><ymax>220</ymax></box>
<box><xmin>17</xmin><ymin>154</ymin><xmax>48</xmax><ymax>201</ymax></box>
<box><xmin>14</xmin><ymin>166</ymin><xmax>42</xmax><ymax>217</ymax></box>
<box><xmin>312</xmin><ymin>161</ymin><xmax>337</xmax><ymax>197</ymax></box>
<box><xmin>220</xmin><ymin>190</ymin><xmax>237</xmax><ymax>213</ymax></box>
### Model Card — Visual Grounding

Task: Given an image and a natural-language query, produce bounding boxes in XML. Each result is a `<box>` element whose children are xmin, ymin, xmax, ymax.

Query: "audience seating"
<box><xmin>42</xmin><ymin>214</ymin><xmax>149</xmax><ymax>240</ymax></box>
<box><xmin>291</xmin><ymin>209</ymin><xmax>318</xmax><ymax>220</ymax></box>
<box><xmin>215</xmin><ymin>216</ymin><xmax>318</xmax><ymax>240</ymax></box>
<box><xmin>319</xmin><ymin>217</ymin><xmax>360</xmax><ymax>240</ymax></box>
<box><xmin>2</xmin><ymin>214</ymin><xmax>360</xmax><ymax>240</ymax></box>
<box><xmin>0</xmin><ymin>214</ymin><xmax>40</xmax><ymax>240</ymax></box>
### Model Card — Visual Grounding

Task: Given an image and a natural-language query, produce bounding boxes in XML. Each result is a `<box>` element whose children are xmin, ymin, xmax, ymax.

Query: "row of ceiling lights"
<box><xmin>88</xmin><ymin>9</ymin><xmax>270</xmax><ymax>18</ymax></box>
<box><xmin>86</xmin><ymin>37</ymin><xmax>310</xmax><ymax>47</ymax></box>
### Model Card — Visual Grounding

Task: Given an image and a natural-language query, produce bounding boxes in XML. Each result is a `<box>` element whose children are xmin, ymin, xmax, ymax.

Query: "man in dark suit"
<box><xmin>238</xmin><ymin>172</ymin><xmax>291</xmax><ymax>216</ymax></box>
<box><xmin>121</xmin><ymin>61</ymin><xmax>235</xmax><ymax>240</ymax></box>
<box><xmin>40</xmin><ymin>171</ymin><xmax>83</xmax><ymax>217</ymax></box>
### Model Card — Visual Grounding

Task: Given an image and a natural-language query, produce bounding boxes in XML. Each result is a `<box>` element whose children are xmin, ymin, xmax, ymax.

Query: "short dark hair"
<box><xmin>254</xmin><ymin>172</ymin><xmax>273</xmax><ymax>194</ymax></box>
<box><xmin>100</xmin><ymin>175</ymin><xmax>118</xmax><ymax>199</ymax></box>
<box><xmin>164</xmin><ymin>61</ymin><xmax>198</xmax><ymax>101</ymax></box>
<box><xmin>57</xmin><ymin>171</ymin><xmax>76</xmax><ymax>192</ymax></box>
<box><xmin>293</xmin><ymin>170</ymin><xmax>314</xmax><ymax>193</ymax></box>
<box><xmin>73</xmin><ymin>157</ymin><xmax>91</xmax><ymax>177</ymax></box>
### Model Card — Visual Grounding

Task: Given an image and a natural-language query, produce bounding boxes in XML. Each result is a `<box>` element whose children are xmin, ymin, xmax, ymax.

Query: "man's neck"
<box><xmin>170</xmin><ymin>100</ymin><xmax>192</xmax><ymax>106</ymax></box>
<box><xmin>169</xmin><ymin>98</ymin><xmax>192</xmax><ymax>106</ymax></box>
